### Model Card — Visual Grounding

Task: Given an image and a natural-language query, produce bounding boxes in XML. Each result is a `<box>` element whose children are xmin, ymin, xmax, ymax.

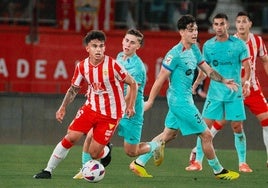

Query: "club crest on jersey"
<box><xmin>103</xmin><ymin>69</ymin><xmax>108</xmax><ymax>76</ymax></box>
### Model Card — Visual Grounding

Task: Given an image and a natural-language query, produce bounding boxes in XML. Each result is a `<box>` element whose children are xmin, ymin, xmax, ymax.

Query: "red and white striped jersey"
<box><xmin>235</xmin><ymin>32</ymin><xmax>268</xmax><ymax>91</ymax></box>
<box><xmin>71</xmin><ymin>55</ymin><xmax>127</xmax><ymax>119</ymax></box>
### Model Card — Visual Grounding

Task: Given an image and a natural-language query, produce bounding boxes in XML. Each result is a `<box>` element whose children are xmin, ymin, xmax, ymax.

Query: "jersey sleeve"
<box><xmin>71</xmin><ymin>61</ymin><xmax>85</xmax><ymax>87</ymax></box>
<box><xmin>258</xmin><ymin>36</ymin><xmax>268</xmax><ymax>57</ymax></box>
<box><xmin>192</xmin><ymin>44</ymin><xmax>204</xmax><ymax>65</ymax></box>
<box><xmin>162</xmin><ymin>52</ymin><xmax>176</xmax><ymax>72</ymax></box>
<box><xmin>239</xmin><ymin>40</ymin><xmax>250</xmax><ymax>62</ymax></box>
<box><xmin>113</xmin><ymin>59</ymin><xmax>128</xmax><ymax>81</ymax></box>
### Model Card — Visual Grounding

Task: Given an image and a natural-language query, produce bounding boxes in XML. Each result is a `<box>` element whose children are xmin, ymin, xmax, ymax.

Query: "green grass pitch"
<box><xmin>0</xmin><ymin>145</ymin><xmax>267</xmax><ymax>188</ymax></box>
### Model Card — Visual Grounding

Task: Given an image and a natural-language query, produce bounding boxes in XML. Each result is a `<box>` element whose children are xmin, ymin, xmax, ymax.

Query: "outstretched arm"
<box><xmin>199</xmin><ymin>62</ymin><xmax>238</xmax><ymax>92</ymax></box>
<box><xmin>144</xmin><ymin>67</ymin><xmax>170</xmax><ymax>111</ymax></box>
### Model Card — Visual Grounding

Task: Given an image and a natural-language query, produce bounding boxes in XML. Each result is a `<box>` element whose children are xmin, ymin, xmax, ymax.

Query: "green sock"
<box><xmin>82</xmin><ymin>151</ymin><xmax>92</xmax><ymax>166</ymax></box>
<box><xmin>196</xmin><ymin>137</ymin><xmax>204</xmax><ymax>163</ymax></box>
<box><xmin>234</xmin><ymin>132</ymin><xmax>246</xmax><ymax>164</ymax></box>
<box><xmin>136</xmin><ymin>151</ymin><xmax>153</xmax><ymax>166</ymax></box>
<box><xmin>208</xmin><ymin>157</ymin><xmax>223</xmax><ymax>174</ymax></box>
<box><xmin>148</xmin><ymin>141</ymin><xmax>158</xmax><ymax>152</ymax></box>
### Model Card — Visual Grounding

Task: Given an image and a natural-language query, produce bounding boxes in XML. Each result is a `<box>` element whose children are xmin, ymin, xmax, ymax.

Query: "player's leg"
<box><xmin>73</xmin><ymin>112</ymin><xmax>118</xmax><ymax>179</ymax></box>
<box><xmin>231</xmin><ymin>121</ymin><xmax>252</xmax><ymax>172</ymax></box>
<box><xmin>119</xmin><ymin>118</ymin><xmax>153</xmax><ymax>177</ymax></box>
<box><xmin>123</xmin><ymin>141</ymin><xmax>161</xmax><ymax>157</ymax></box>
<box><xmin>244</xmin><ymin>89</ymin><xmax>268</xmax><ymax>166</ymax></box>
<box><xmin>124</xmin><ymin>132</ymin><xmax>162</xmax><ymax>178</ymax></box>
<box><xmin>262</xmin><ymin>124</ymin><xmax>268</xmax><ymax>167</ymax></box>
<box><xmin>227</xmin><ymin>100</ymin><xmax>252</xmax><ymax>172</ymax></box>
<box><xmin>118</xmin><ymin>119</ymin><xmax>160</xmax><ymax>157</ymax></box>
<box><xmin>73</xmin><ymin>134</ymin><xmax>112</xmax><ymax>179</ymax></box>
<box><xmin>185</xmin><ymin>118</ymin><xmax>215</xmax><ymax>171</ymax></box>
<box><xmin>187</xmin><ymin>120</ymin><xmax>226</xmax><ymax>167</ymax></box>
<box><xmin>73</xmin><ymin>130</ymin><xmax>93</xmax><ymax>179</ymax></box>
<box><xmin>185</xmin><ymin>137</ymin><xmax>203</xmax><ymax>171</ymax></box>
<box><xmin>200</xmin><ymin>128</ymin><xmax>240</xmax><ymax>180</ymax></box>
<box><xmin>130</xmin><ymin>128</ymin><xmax>176</xmax><ymax>177</ymax></box>
<box><xmin>82</xmin><ymin>130</ymin><xmax>112</xmax><ymax>166</ymax></box>
<box><xmin>211</xmin><ymin>120</ymin><xmax>225</xmax><ymax>136</ymax></box>
<box><xmin>258</xmin><ymin>116</ymin><xmax>268</xmax><ymax>166</ymax></box>
<box><xmin>129</xmin><ymin>133</ymin><xmax>163</xmax><ymax>178</ymax></box>
<box><xmin>34</xmin><ymin>130</ymin><xmax>84</xmax><ymax>179</ymax></box>
<box><xmin>34</xmin><ymin>106</ymin><xmax>93</xmax><ymax>179</ymax></box>
<box><xmin>118</xmin><ymin>116</ymin><xmax>165</xmax><ymax>172</ymax></box>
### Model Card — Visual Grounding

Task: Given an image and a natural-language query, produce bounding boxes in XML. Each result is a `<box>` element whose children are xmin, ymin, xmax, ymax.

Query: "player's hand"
<box><xmin>144</xmin><ymin>101</ymin><xmax>153</xmax><ymax>111</ymax></box>
<box><xmin>242</xmin><ymin>83</ymin><xmax>250</xmax><ymax>97</ymax></box>
<box><xmin>223</xmin><ymin>79</ymin><xmax>239</xmax><ymax>92</ymax></box>
<box><xmin>56</xmin><ymin>106</ymin><xmax>66</xmax><ymax>123</ymax></box>
<box><xmin>192</xmin><ymin>82</ymin><xmax>199</xmax><ymax>95</ymax></box>
<box><xmin>125</xmin><ymin>107</ymin><xmax>135</xmax><ymax>118</ymax></box>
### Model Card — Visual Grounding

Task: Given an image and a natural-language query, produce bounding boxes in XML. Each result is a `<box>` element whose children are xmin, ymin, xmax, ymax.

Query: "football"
<box><xmin>82</xmin><ymin>160</ymin><xmax>105</xmax><ymax>183</ymax></box>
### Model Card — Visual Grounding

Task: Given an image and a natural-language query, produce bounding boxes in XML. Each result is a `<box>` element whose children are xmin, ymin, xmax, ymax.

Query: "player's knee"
<box><xmin>231</xmin><ymin>122</ymin><xmax>243</xmax><ymax>132</ymax></box>
<box><xmin>201</xmin><ymin>130</ymin><xmax>213</xmax><ymax>142</ymax></box>
<box><xmin>125</xmin><ymin>149</ymin><xmax>137</xmax><ymax>157</ymax></box>
<box><xmin>126</xmin><ymin>151</ymin><xmax>137</xmax><ymax>157</ymax></box>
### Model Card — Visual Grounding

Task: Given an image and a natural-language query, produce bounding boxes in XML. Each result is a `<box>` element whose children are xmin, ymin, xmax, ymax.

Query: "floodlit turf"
<box><xmin>0</xmin><ymin>145</ymin><xmax>267</xmax><ymax>188</ymax></box>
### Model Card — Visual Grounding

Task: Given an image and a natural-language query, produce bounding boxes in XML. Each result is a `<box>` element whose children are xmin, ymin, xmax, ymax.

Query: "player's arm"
<box><xmin>145</xmin><ymin>67</ymin><xmax>170</xmax><ymax>111</ymax></box>
<box><xmin>199</xmin><ymin>62</ymin><xmax>238</xmax><ymax>92</ymax></box>
<box><xmin>261</xmin><ymin>55</ymin><xmax>268</xmax><ymax>76</ymax></box>
<box><xmin>241</xmin><ymin>59</ymin><xmax>251</xmax><ymax>97</ymax></box>
<box><xmin>192</xmin><ymin>67</ymin><xmax>207</xmax><ymax>95</ymax></box>
<box><xmin>123</xmin><ymin>74</ymin><xmax>138</xmax><ymax>118</ymax></box>
<box><xmin>56</xmin><ymin>85</ymin><xmax>80</xmax><ymax>123</ymax></box>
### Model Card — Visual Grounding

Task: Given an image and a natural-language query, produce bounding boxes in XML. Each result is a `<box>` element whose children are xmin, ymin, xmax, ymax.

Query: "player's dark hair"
<box><xmin>177</xmin><ymin>14</ymin><xmax>196</xmax><ymax>30</ymax></box>
<box><xmin>236</xmin><ymin>11</ymin><xmax>251</xmax><ymax>21</ymax></box>
<box><xmin>213</xmin><ymin>13</ymin><xmax>228</xmax><ymax>21</ymax></box>
<box><xmin>83</xmin><ymin>30</ymin><xmax>106</xmax><ymax>45</ymax></box>
<box><xmin>126</xmin><ymin>28</ymin><xmax>144</xmax><ymax>46</ymax></box>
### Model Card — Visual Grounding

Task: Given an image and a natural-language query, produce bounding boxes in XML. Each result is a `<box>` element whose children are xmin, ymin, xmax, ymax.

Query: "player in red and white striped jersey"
<box><xmin>33</xmin><ymin>30</ymin><xmax>138</xmax><ymax>179</ymax></box>
<box><xmin>232</xmin><ymin>12</ymin><xmax>268</xmax><ymax>168</ymax></box>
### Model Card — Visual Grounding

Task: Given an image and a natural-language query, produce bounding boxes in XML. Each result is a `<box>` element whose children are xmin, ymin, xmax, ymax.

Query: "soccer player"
<box><xmin>130</xmin><ymin>14</ymin><xmax>240</xmax><ymax>180</ymax></box>
<box><xmin>33</xmin><ymin>30</ymin><xmax>138</xmax><ymax>179</ymax></box>
<box><xmin>188</xmin><ymin>11</ymin><xmax>268</xmax><ymax>169</ymax></box>
<box><xmin>73</xmin><ymin>29</ymin><xmax>162</xmax><ymax>179</ymax></box>
<box><xmin>185</xmin><ymin>13</ymin><xmax>252</xmax><ymax>172</ymax></box>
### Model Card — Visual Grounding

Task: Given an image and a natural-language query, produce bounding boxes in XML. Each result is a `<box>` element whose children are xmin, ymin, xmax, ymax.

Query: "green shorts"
<box><xmin>165</xmin><ymin>102</ymin><xmax>207</xmax><ymax>136</ymax></box>
<box><xmin>117</xmin><ymin>118</ymin><xmax>142</xmax><ymax>145</ymax></box>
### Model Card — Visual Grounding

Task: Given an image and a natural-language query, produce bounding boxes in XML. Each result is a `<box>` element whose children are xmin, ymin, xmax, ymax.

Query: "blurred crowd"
<box><xmin>0</xmin><ymin>0</ymin><xmax>268</xmax><ymax>33</ymax></box>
